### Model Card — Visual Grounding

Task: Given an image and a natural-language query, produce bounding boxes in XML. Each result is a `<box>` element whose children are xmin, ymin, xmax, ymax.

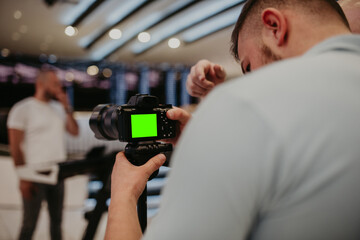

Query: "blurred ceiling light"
<box><xmin>65</xmin><ymin>72</ymin><xmax>75</xmax><ymax>82</ymax></box>
<box><xmin>14</xmin><ymin>10</ymin><xmax>22</xmax><ymax>20</ymax></box>
<box><xmin>61</xmin><ymin>0</ymin><xmax>96</xmax><ymax>25</ymax></box>
<box><xmin>131</xmin><ymin>0</ymin><xmax>244</xmax><ymax>54</ymax></box>
<box><xmin>65</xmin><ymin>26</ymin><xmax>78</xmax><ymax>37</ymax></box>
<box><xmin>168</xmin><ymin>38</ymin><xmax>180</xmax><ymax>49</ymax></box>
<box><xmin>87</xmin><ymin>65</ymin><xmax>99</xmax><ymax>76</ymax></box>
<box><xmin>138</xmin><ymin>32</ymin><xmax>151</xmax><ymax>43</ymax></box>
<box><xmin>182</xmin><ymin>7</ymin><xmax>241</xmax><ymax>43</ymax></box>
<box><xmin>12</xmin><ymin>32</ymin><xmax>20</xmax><ymax>41</ymax></box>
<box><xmin>48</xmin><ymin>54</ymin><xmax>57</xmax><ymax>64</ymax></box>
<box><xmin>1</xmin><ymin>48</ymin><xmax>10</xmax><ymax>57</ymax></box>
<box><xmin>79</xmin><ymin>0</ymin><xmax>148</xmax><ymax>48</ymax></box>
<box><xmin>107</xmin><ymin>0</ymin><xmax>147</xmax><ymax>25</ymax></box>
<box><xmin>89</xmin><ymin>0</ymin><xmax>195</xmax><ymax>60</ymax></box>
<box><xmin>102</xmin><ymin>68</ymin><xmax>112</xmax><ymax>78</ymax></box>
<box><xmin>19</xmin><ymin>25</ymin><xmax>28</xmax><ymax>34</ymax></box>
<box><xmin>109</xmin><ymin>29</ymin><xmax>122</xmax><ymax>40</ymax></box>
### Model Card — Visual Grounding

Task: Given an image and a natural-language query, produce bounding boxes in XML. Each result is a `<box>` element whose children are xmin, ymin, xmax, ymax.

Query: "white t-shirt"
<box><xmin>143</xmin><ymin>35</ymin><xmax>360</xmax><ymax>240</ymax></box>
<box><xmin>7</xmin><ymin>97</ymin><xmax>67</xmax><ymax>166</ymax></box>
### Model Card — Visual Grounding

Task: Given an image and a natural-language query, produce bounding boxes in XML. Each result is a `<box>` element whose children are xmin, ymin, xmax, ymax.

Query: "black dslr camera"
<box><xmin>89</xmin><ymin>94</ymin><xmax>176</xmax><ymax>142</ymax></box>
<box><xmin>89</xmin><ymin>94</ymin><xmax>175</xmax><ymax>177</ymax></box>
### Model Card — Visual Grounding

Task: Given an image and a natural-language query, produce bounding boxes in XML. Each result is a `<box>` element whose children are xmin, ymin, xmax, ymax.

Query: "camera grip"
<box><xmin>125</xmin><ymin>142</ymin><xmax>172</xmax><ymax>180</ymax></box>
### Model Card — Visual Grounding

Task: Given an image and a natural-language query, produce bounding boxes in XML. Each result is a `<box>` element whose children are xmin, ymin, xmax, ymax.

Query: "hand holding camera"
<box><xmin>90</xmin><ymin>94</ymin><xmax>187</xmax><ymax>231</ymax></box>
<box><xmin>110</xmin><ymin>152</ymin><xmax>166</xmax><ymax>203</ymax></box>
<box><xmin>165</xmin><ymin>107</ymin><xmax>191</xmax><ymax>145</ymax></box>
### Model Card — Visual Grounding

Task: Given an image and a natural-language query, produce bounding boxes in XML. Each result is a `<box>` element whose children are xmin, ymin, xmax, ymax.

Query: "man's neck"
<box><xmin>34</xmin><ymin>91</ymin><xmax>50</xmax><ymax>103</ymax></box>
<box><xmin>285</xmin><ymin>19</ymin><xmax>351</xmax><ymax>58</ymax></box>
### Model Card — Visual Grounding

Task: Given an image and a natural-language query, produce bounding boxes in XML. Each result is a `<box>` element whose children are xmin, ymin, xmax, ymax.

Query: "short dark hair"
<box><xmin>230</xmin><ymin>0</ymin><xmax>350</xmax><ymax>61</ymax></box>
<box><xmin>36</xmin><ymin>65</ymin><xmax>58</xmax><ymax>83</ymax></box>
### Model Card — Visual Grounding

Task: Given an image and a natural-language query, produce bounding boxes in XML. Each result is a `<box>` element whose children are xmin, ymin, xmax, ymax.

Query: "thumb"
<box><xmin>167</xmin><ymin>108</ymin><xmax>191</xmax><ymax>125</ymax></box>
<box><xmin>142</xmin><ymin>154</ymin><xmax>166</xmax><ymax>178</ymax></box>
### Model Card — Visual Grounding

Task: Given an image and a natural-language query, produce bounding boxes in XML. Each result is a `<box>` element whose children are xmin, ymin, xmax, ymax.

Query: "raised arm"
<box><xmin>56</xmin><ymin>90</ymin><xmax>79</xmax><ymax>136</ymax></box>
<box><xmin>186</xmin><ymin>59</ymin><xmax>226</xmax><ymax>97</ymax></box>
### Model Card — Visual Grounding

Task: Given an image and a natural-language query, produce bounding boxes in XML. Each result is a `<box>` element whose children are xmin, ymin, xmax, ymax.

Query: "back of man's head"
<box><xmin>231</xmin><ymin>0</ymin><xmax>350</xmax><ymax>61</ymax></box>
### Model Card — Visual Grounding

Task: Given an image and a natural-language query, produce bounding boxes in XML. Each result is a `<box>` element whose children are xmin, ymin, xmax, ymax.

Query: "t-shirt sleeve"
<box><xmin>7</xmin><ymin>102</ymin><xmax>27</xmax><ymax>130</ymax></box>
<box><xmin>143</xmin><ymin>87</ymin><xmax>277</xmax><ymax>240</ymax></box>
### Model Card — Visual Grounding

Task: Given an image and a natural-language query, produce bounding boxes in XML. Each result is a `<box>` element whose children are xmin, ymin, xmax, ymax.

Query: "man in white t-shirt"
<box><xmin>7</xmin><ymin>68</ymin><xmax>79</xmax><ymax>240</ymax></box>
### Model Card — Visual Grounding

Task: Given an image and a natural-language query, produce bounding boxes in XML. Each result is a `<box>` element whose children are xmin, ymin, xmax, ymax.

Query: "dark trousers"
<box><xmin>18</xmin><ymin>181</ymin><xmax>64</xmax><ymax>240</ymax></box>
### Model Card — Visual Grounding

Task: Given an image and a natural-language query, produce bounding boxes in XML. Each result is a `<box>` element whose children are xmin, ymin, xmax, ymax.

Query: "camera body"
<box><xmin>89</xmin><ymin>94</ymin><xmax>176</xmax><ymax>143</ymax></box>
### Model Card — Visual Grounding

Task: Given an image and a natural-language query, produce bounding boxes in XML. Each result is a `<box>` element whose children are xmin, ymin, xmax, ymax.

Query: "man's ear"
<box><xmin>261</xmin><ymin>8</ymin><xmax>288</xmax><ymax>46</ymax></box>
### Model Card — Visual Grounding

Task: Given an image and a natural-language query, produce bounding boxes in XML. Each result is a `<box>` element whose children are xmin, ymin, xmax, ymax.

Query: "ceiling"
<box><xmin>0</xmin><ymin>0</ymin><xmax>245</xmax><ymax>78</ymax></box>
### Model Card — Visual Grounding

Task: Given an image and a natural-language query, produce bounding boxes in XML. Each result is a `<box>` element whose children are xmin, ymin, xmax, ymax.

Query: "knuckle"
<box><xmin>199</xmin><ymin>59</ymin><xmax>207</xmax><ymax>64</ymax></box>
<box><xmin>116</xmin><ymin>152</ymin><xmax>124</xmax><ymax>160</ymax></box>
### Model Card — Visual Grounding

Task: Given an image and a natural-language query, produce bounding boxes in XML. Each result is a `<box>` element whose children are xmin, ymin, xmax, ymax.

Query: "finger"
<box><xmin>115</xmin><ymin>152</ymin><xmax>130</xmax><ymax>165</ymax></box>
<box><xmin>116</xmin><ymin>151</ymin><xmax>126</xmax><ymax>159</ymax></box>
<box><xmin>191</xmin><ymin>62</ymin><xmax>215</xmax><ymax>90</ymax></box>
<box><xmin>191</xmin><ymin>90</ymin><xmax>206</xmax><ymax>98</ymax></box>
<box><xmin>142</xmin><ymin>154</ymin><xmax>166</xmax><ymax>178</ymax></box>
<box><xmin>190</xmin><ymin>63</ymin><xmax>205</xmax><ymax>82</ymax></box>
<box><xmin>214</xmin><ymin>64</ymin><xmax>226</xmax><ymax>79</ymax></box>
<box><xmin>186</xmin><ymin>78</ymin><xmax>211</xmax><ymax>97</ymax></box>
<box><xmin>194</xmin><ymin>78</ymin><xmax>215</xmax><ymax>90</ymax></box>
<box><xmin>167</xmin><ymin>108</ymin><xmax>191</xmax><ymax>124</ymax></box>
<box><xmin>187</xmin><ymin>81</ymin><xmax>209</xmax><ymax>95</ymax></box>
<box><xmin>114</xmin><ymin>152</ymin><xmax>131</xmax><ymax>170</ymax></box>
<box><xmin>193</xmin><ymin>71</ymin><xmax>214</xmax><ymax>90</ymax></box>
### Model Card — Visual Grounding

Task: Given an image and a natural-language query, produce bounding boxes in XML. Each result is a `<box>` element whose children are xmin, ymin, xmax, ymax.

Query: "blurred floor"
<box><xmin>0</xmin><ymin>207</ymin><xmax>108</xmax><ymax>240</ymax></box>
<box><xmin>0</xmin><ymin>156</ymin><xmax>108</xmax><ymax>240</ymax></box>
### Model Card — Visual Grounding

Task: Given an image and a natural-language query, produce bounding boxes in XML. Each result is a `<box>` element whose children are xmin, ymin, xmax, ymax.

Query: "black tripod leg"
<box><xmin>82</xmin><ymin>190</ymin><xmax>108</xmax><ymax>240</ymax></box>
<box><xmin>83</xmin><ymin>174</ymin><xmax>111</xmax><ymax>240</ymax></box>
<box><xmin>138</xmin><ymin>186</ymin><xmax>147</xmax><ymax>233</ymax></box>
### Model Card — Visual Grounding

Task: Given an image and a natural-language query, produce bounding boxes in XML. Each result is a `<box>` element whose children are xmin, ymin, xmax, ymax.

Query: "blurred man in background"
<box><xmin>7</xmin><ymin>68</ymin><xmax>78</xmax><ymax>240</ymax></box>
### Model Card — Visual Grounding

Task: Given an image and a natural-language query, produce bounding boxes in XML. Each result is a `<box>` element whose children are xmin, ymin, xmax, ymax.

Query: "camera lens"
<box><xmin>89</xmin><ymin>104</ymin><xmax>120</xmax><ymax>140</ymax></box>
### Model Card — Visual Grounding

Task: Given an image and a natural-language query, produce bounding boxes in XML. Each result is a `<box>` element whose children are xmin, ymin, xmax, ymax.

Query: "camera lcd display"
<box><xmin>131</xmin><ymin>114</ymin><xmax>158</xmax><ymax>138</ymax></box>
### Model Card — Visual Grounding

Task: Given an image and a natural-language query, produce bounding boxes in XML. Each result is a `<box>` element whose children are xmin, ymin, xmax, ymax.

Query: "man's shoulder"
<box><xmin>10</xmin><ymin>97</ymin><xmax>35</xmax><ymax>110</ymax></box>
<box><xmin>207</xmin><ymin>46</ymin><xmax>359</xmax><ymax>125</ymax></box>
<box><xmin>7</xmin><ymin>98</ymin><xmax>34</xmax><ymax>128</ymax></box>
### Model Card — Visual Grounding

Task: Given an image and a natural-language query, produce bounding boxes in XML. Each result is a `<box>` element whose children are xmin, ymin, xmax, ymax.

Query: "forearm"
<box><xmin>8</xmin><ymin>129</ymin><xmax>25</xmax><ymax>166</ymax></box>
<box><xmin>11</xmin><ymin>148</ymin><xmax>25</xmax><ymax>166</ymax></box>
<box><xmin>65</xmin><ymin>112</ymin><xmax>79</xmax><ymax>136</ymax></box>
<box><xmin>106</xmin><ymin>152</ymin><xmax>166</xmax><ymax>240</ymax></box>
<box><xmin>105</xmin><ymin>196</ymin><xmax>142</xmax><ymax>240</ymax></box>
<box><xmin>58</xmin><ymin>93</ymin><xmax>79</xmax><ymax>136</ymax></box>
